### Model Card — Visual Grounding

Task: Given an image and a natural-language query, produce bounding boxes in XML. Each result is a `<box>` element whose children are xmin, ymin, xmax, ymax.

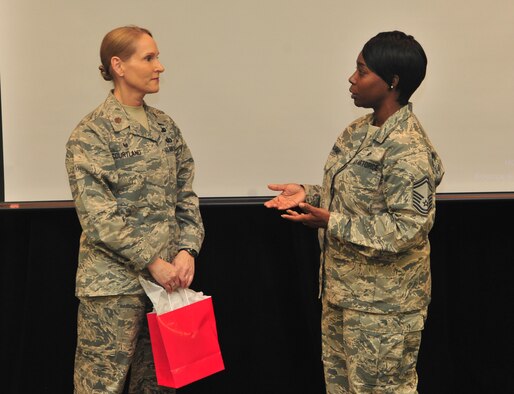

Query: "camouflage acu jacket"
<box><xmin>66</xmin><ymin>93</ymin><xmax>204</xmax><ymax>297</ymax></box>
<box><xmin>304</xmin><ymin>104</ymin><xmax>444</xmax><ymax>313</ymax></box>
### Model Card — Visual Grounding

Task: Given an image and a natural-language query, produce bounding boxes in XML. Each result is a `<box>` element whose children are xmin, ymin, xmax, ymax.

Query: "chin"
<box><xmin>353</xmin><ymin>100</ymin><xmax>371</xmax><ymax>109</ymax></box>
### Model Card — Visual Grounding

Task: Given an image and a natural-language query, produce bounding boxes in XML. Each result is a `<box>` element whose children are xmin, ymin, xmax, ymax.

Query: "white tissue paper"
<box><xmin>139</xmin><ymin>276</ymin><xmax>209</xmax><ymax>315</ymax></box>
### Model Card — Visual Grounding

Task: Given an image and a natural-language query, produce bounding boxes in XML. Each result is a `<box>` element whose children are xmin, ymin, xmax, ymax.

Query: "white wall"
<box><xmin>1</xmin><ymin>0</ymin><xmax>513</xmax><ymax>201</ymax></box>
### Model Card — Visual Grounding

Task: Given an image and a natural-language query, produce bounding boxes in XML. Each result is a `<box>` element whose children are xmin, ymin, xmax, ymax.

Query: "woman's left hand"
<box><xmin>172</xmin><ymin>250</ymin><xmax>195</xmax><ymax>288</ymax></box>
<box><xmin>281</xmin><ymin>203</ymin><xmax>330</xmax><ymax>229</ymax></box>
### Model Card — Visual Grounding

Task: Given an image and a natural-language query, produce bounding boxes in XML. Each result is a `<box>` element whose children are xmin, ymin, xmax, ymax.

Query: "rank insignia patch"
<box><xmin>413</xmin><ymin>176</ymin><xmax>432</xmax><ymax>215</ymax></box>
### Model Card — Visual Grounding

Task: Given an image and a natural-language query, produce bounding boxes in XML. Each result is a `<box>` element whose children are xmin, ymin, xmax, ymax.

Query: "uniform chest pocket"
<box><xmin>344</xmin><ymin>148</ymin><xmax>385</xmax><ymax>191</ymax></box>
<box><xmin>110</xmin><ymin>141</ymin><xmax>152</xmax><ymax>195</ymax></box>
<box><xmin>343</xmin><ymin>159</ymin><xmax>382</xmax><ymax>191</ymax></box>
<box><xmin>335</xmin><ymin>150</ymin><xmax>384</xmax><ymax>213</ymax></box>
<box><xmin>162</xmin><ymin>137</ymin><xmax>177</xmax><ymax>174</ymax></box>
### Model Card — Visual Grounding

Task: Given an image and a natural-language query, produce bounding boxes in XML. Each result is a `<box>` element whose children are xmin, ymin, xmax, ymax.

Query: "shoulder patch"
<box><xmin>412</xmin><ymin>176</ymin><xmax>433</xmax><ymax>215</ymax></box>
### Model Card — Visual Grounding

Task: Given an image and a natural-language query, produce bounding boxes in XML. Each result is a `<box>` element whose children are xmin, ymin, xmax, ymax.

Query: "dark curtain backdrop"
<box><xmin>1</xmin><ymin>199</ymin><xmax>513</xmax><ymax>393</ymax></box>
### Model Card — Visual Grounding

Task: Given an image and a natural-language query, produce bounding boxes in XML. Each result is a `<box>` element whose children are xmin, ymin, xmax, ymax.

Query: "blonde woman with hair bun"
<box><xmin>65</xmin><ymin>25</ymin><xmax>204</xmax><ymax>393</ymax></box>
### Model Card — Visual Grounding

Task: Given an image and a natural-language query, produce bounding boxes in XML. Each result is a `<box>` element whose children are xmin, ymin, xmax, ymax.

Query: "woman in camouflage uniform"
<box><xmin>66</xmin><ymin>26</ymin><xmax>204</xmax><ymax>393</ymax></box>
<box><xmin>265</xmin><ymin>31</ymin><xmax>444</xmax><ymax>393</ymax></box>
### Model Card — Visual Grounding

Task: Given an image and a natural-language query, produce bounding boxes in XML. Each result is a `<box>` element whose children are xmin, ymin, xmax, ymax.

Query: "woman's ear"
<box><xmin>110</xmin><ymin>56</ymin><xmax>124</xmax><ymax>78</ymax></box>
<box><xmin>390</xmin><ymin>74</ymin><xmax>399</xmax><ymax>90</ymax></box>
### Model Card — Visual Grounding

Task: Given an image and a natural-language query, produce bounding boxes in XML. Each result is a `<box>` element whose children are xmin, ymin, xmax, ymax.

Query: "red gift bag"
<box><xmin>147</xmin><ymin>296</ymin><xmax>225</xmax><ymax>388</ymax></box>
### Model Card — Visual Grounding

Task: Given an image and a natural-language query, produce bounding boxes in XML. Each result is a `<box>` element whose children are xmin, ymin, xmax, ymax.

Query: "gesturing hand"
<box><xmin>281</xmin><ymin>202</ymin><xmax>330</xmax><ymax>229</ymax></box>
<box><xmin>264</xmin><ymin>183</ymin><xmax>306</xmax><ymax>210</ymax></box>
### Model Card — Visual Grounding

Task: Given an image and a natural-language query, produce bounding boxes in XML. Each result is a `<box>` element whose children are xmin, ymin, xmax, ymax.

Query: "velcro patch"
<box><xmin>354</xmin><ymin>159</ymin><xmax>380</xmax><ymax>172</ymax></box>
<box><xmin>412</xmin><ymin>177</ymin><xmax>432</xmax><ymax>215</ymax></box>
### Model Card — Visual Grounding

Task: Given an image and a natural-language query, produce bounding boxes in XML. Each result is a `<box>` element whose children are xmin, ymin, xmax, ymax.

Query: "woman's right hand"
<box><xmin>264</xmin><ymin>183</ymin><xmax>306</xmax><ymax>210</ymax></box>
<box><xmin>147</xmin><ymin>257</ymin><xmax>179</xmax><ymax>293</ymax></box>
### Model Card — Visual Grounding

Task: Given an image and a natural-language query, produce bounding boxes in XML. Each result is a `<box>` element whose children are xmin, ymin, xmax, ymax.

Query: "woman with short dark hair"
<box><xmin>265</xmin><ymin>31</ymin><xmax>444</xmax><ymax>393</ymax></box>
<box><xmin>362</xmin><ymin>31</ymin><xmax>428</xmax><ymax>105</ymax></box>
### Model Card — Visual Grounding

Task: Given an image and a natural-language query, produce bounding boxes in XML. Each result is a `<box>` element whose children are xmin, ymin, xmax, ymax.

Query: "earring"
<box><xmin>390</xmin><ymin>84</ymin><xmax>394</xmax><ymax>90</ymax></box>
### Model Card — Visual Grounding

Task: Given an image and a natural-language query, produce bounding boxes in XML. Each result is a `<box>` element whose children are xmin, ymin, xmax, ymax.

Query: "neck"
<box><xmin>113</xmin><ymin>87</ymin><xmax>144</xmax><ymax>107</ymax></box>
<box><xmin>373</xmin><ymin>101</ymin><xmax>402</xmax><ymax>127</ymax></box>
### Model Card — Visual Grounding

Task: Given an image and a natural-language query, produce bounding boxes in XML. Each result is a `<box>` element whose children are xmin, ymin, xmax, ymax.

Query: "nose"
<box><xmin>348</xmin><ymin>70</ymin><xmax>357</xmax><ymax>85</ymax></box>
<box><xmin>156</xmin><ymin>59</ymin><xmax>165</xmax><ymax>73</ymax></box>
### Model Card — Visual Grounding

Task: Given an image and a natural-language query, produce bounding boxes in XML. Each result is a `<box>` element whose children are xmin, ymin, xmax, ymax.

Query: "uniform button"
<box><xmin>161</xmin><ymin>127</ymin><xmax>166</xmax><ymax>133</ymax></box>
<box><xmin>115</xmin><ymin>117</ymin><xmax>122</xmax><ymax>124</ymax></box>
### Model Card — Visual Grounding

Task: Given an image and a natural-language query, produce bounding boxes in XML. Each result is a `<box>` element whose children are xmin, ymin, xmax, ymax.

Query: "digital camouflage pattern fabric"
<box><xmin>67</xmin><ymin>92</ymin><xmax>203</xmax><ymax>393</ymax></box>
<box><xmin>322</xmin><ymin>299</ymin><xmax>426</xmax><ymax>393</ymax></box>
<box><xmin>74</xmin><ymin>295</ymin><xmax>176</xmax><ymax>393</ymax></box>
<box><xmin>305</xmin><ymin>103</ymin><xmax>443</xmax><ymax>393</ymax></box>
<box><xmin>66</xmin><ymin>93</ymin><xmax>204</xmax><ymax>297</ymax></box>
<box><xmin>304</xmin><ymin>103</ymin><xmax>444</xmax><ymax>314</ymax></box>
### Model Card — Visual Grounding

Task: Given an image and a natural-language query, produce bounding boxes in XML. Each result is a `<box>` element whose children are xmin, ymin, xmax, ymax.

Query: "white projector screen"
<box><xmin>1</xmin><ymin>0</ymin><xmax>513</xmax><ymax>202</ymax></box>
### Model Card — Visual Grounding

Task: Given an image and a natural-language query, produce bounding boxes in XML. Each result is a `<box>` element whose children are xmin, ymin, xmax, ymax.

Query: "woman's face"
<box><xmin>348</xmin><ymin>52</ymin><xmax>389</xmax><ymax>110</ymax></box>
<box><xmin>116</xmin><ymin>33</ymin><xmax>165</xmax><ymax>98</ymax></box>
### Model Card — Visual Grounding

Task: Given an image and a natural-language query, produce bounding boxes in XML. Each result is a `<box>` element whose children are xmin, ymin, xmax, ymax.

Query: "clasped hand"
<box><xmin>264</xmin><ymin>183</ymin><xmax>330</xmax><ymax>229</ymax></box>
<box><xmin>147</xmin><ymin>250</ymin><xmax>195</xmax><ymax>293</ymax></box>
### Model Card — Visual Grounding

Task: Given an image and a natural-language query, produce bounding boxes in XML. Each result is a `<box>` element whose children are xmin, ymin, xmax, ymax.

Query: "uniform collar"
<box><xmin>372</xmin><ymin>103</ymin><xmax>413</xmax><ymax>144</ymax></box>
<box><xmin>103</xmin><ymin>92</ymin><xmax>160</xmax><ymax>141</ymax></box>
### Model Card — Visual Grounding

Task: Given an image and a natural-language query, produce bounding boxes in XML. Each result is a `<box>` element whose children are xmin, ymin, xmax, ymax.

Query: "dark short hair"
<box><xmin>362</xmin><ymin>31</ymin><xmax>427</xmax><ymax>105</ymax></box>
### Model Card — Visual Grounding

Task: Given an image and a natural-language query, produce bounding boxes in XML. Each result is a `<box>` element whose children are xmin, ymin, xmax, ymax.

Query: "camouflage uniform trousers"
<box><xmin>321</xmin><ymin>297</ymin><xmax>427</xmax><ymax>394</ymax></box>
<box><xmin>74</xmin><ymin>294</ymin><xmax>175</xmax><ymax>394</ymax></box>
